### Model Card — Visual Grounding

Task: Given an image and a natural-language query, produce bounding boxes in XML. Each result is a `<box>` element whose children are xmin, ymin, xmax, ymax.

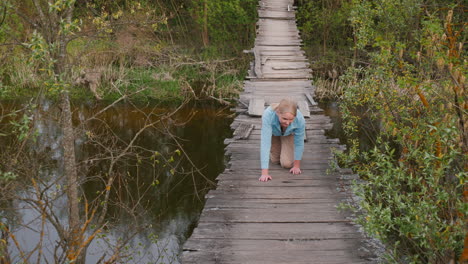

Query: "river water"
<box><xmin>0</xmin><ymin>99</ymin><xmax>233</xmax><ymax>263</ymax></box>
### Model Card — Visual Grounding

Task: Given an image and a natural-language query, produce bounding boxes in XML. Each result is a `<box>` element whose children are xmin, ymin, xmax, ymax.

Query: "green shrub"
<box><xmin>338</xmin><ymin>1</ymin><xmax>467</xmax><ymax>262</ymax></box>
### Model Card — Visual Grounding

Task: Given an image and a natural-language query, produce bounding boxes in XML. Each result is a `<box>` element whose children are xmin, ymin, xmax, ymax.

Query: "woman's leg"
<box><xmin>280</xmin><ymin>134</ymin><xmax>294</xmax><ymax>168</ymax></box>
<box><xmin>270</xmin><ymin>135</ymin><xmax>281</xmax><ymax>164</ymax></box>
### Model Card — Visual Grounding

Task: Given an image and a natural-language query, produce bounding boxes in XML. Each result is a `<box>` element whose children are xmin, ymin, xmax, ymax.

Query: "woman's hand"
<box><xmin>289</xmin><ymin>166</ymin><xmax>302</xmax><ymax>175</ymax></box>
<box><xmin>290</xmin><ymin>160</ymin><xmax>302</xmax><ymax>175</ymax></box>
<box><xmin>259</xmin><ymin>174</ymin><xmax>272</xmax><ymax>182</ymax></box>
<box><xmin>259</xmin><ymin>169</ymin><xmax>271</xmax><ymax>182</ymax></box>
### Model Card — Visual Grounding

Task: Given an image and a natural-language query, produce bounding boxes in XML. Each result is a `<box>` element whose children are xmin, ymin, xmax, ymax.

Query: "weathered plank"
<box><xmin>214</xmin><ymin>173</ymin><xmax>344</xmax><ymax>182</ymax></box>
<box><xmin>297</xmin><ymin>100</ymin><xmax>310</xmax><ymax>118</ymax></box>
<box><xmin>241</xmin><ymin>94</ymin><xmax>308</xmax><ymax>105</ymax></box>
<box><xmin>196</xmin><ymin>209</ymin><xmax>351</xmax><ymax>223</ymax></box>
<box><xmin>183</xmin><ymin>246</ymin><xmax>371</xmax><ymax>264</ymax></box>
<box><xmin>252</xmin><ymin>47</ymin><xmax>262</xmax><ymax>78</ymax></box>
<box><xmin>258</xmin><ymin>10</ymin><xmax>295</xmax><ymax>20</ymax></box>
<box><xmin>233</xmin><ymin>123</ymin><xmax>254</xmax><ymax>140</ymax></box>
<box><xmin>227</xmin><ymin>161</ymin><xmax>336</xmax><ymax>171</ymax></box>
<box><xmin>190</xmin><ymin>222</ymin><xmax>363</xmax><ymax>240</ymax></box>
<box><xmin>305</xmin><ymin>91</ymin><xmax>318</xmax><ymax>106</ymax></box>
<box><xmin>248</xmin><ymin>98</ymin><xmax>265</xmax><ymax>116</ymax></box>
<box><xmin>184</xmin><ymin>238</ymin><xmax>368</xmax><ymax>253</ymax></box>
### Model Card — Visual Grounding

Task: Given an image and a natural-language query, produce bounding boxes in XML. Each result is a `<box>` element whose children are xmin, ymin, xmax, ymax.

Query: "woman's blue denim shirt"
<box><xmin>260</xmin><ymin>106</ymin><xmax>305</xmax><ymax>169</ymax></box>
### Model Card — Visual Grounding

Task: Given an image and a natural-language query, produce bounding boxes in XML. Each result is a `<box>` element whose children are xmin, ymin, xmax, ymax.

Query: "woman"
<box><xmin>259</xmin><ymin>98</ymin><xmax>305</xmax><ymax>182</ymax></box>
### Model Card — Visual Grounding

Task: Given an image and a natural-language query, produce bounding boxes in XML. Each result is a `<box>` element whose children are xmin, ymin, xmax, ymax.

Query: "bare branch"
<box><xmin>163</xmin><ymin>122</ymin><xmax>216</xmax><ymax>189</ymax></box>
<box><xmin>97</xmin><ymin>97</ymin><xmax>191</xmax><ymax>224</ymax></box>
<box><xmin>84</xmin><ymin>88</ymin><xmax>146</xmax><ymax>123</ymax></box>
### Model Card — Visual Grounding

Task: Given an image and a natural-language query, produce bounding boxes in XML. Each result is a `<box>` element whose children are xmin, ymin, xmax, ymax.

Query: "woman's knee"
<box><xmin>280</xmin><ymin>159</ymin><xmax>294</xmax><ymax>169</ymax></box>
<box><xmin>270</xmin><ymin>152</ymin><xmax>280</xmax><ymax>164</ymax></box>
<box><xmin>270</xmin><ymin>156</ymin><xmax>280</xmax><ymax>164</ymax></box>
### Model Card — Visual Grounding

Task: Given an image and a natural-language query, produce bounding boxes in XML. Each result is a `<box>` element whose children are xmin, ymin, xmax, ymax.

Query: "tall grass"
<box><xmin>1</xmin><ymin>35</ymin><xmax>247</xmax><ymax>103</ymax></box>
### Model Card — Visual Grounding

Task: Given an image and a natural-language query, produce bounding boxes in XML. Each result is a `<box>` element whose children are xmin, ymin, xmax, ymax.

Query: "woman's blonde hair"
<box><xmin>271</xmin><ymin>98</ymin><xmax>297</xmax><ymax>116</ymax></box>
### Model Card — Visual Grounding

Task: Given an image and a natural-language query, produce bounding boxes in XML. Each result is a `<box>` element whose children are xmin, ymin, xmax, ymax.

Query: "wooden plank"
<box><xmin>234</xmin><ymin>113</ymin><xmax>331</xmax><ymax>122</ymax></box>
<box><xmin>183</xmin><ymin>246</ymin><xmax>371</xmax><ymax>264</ymax></box>
<box><xmin>204</xmin><ymin>199</ymin><xmax>347</xmax><ymax>210</ymax></box>
<box><xmin>271</xmin><ymin>66</ymin><xmax>310</xmax><ymax>70</ymax></box>
<box><xmin>226</xmin><ymin>147</ymin><xmax>338</xmax><ymax>155</ymax></box>
<box><xmin>228</xmin><ymin>149</ymin><xmax>335</xmax><ymax>158</ymax></box>
<box><xmin>230</xmin><ymin>121</ymin><xmax>334</xmax><ymax>131</ymax></box>
<box><xmin>190</xmin><ymin>222</ymin><xmax>362</xmax><ymax>240</ymax></box>
<box><xmin>197</xmin><ymin>208</ymin><xmax>351</xmax><ymax>223</ymax></box>
<box><xmin>216</xmin><ymin>168</ymin><xmax>340</xmax><ymax>176</ymax></box>
<box><xmin>233</xmin><ymin>123</ymin><xmax>254</xmax><ymax>140</ymax></box>
<box><xmin>256</xmin><ymin>46</ymin><xmax>304</xmax><ymax>51</ymax></box>
<box><xmin>182</xmin><ymin>238</ymin><xmax>374</xmax><ymax>264</ymax></box>
<box><xmin>205</xmin><ymin>187</ymin><xmax>347</xmax><ymax>200</ymax></box>
<box><xmin>203</xmin><ymin>198</ymin><xmax>350</xmax><ymax>209</ymax></box>
<box><xmin>248</xmin><ymin>98</ymin><xmax>265</xmax><ymax>116</ymax></box>
<box><xmin>253</xmin><ymin>47</ymin><xmax>262</xmax><ymax>78</ymax></box>
<box><xmin>256</xmin><ymin>40</ymin><xmax>303</xmax><ymax>46</ymax></box>
<box><xmin>228</xmin><ymin>129</ymin><xmax>334</xmax><ymax>139</ymax></box>
<box><xmin>209</xmin><ymin>184</ymin><xmax>341</xmax><ymax>195</ymax></box>
<box><xmin>229</xmin><ymin>125</ymin><xmax>333</xmax><ymax>133</ymax></box>
<box><xmin>265</xmin><ymin>67</ymin><xmax>311</xmax><ymax>73</ymax></box>
<box><xmin>305</xmin><ymin>91</ymin><xmax>318</xmax><ymax>106</ymax></box>
<box><xmin>244</xmin><ymin>81</ymin><xmax>313</xmax><ymax>89</ymax></box>
<box><xmin>248</xmin><ymin>128</ymin><xmax>328</xmax><ymax>135</ymax></box>
<box><xmin>243</xmin><ymin>96</ymin><xmax>308</xmax><ymax>106</ymax></box>
<box><xmin>227</xmin><ymin>162</ymin><xmax>334</xmax><ymax>171</ymax></box>
<box><xmin>259</xmin><ymin>73</ymin><xmax>311</xmax><ymax>79</ymax></box>
<box><xmin>215</xmin><ymin>173</ymin><xmax>342</xmax><ymax>182</ymax></box>
<box><xmin>226</xmin><ymin>138</ymin><xmax>339</xmax><ymax>146</ymax></box>
<box><xmin>227</xmin><ymin>152</ymin><xmax>338</xmax><ymax>161</ymax></box>
<box><xmin>298</xmin><ymin>100</ymin><xmax>310</xmax><ymax>118</ymax></box>
<box><xmin>184</xmin><ymin>238</ymin><xmax>369</xmax><ymax>253</ymax></box>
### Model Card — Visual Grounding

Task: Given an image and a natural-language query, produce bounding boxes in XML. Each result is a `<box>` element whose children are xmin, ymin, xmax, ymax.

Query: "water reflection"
<box><xmin>321</xmin><ymin>100</ymin><xmax>378</xmax><ymax>151</ymax></box>
<box><xmin>0</xmin><ymin>100</ymin><xmax>233</xmax><ymax>263</ymax></box>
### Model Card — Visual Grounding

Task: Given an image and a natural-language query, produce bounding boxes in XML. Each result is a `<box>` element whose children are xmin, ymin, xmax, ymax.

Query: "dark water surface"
<box><xmin>0</xmin><ymin>99</ymin><xmax>233</xmax><ymax>263</ymax></box>
<box><xmin>321</xmin><ymin>100</ymin><xmax>377</xmax><ymax>152</ymax></box>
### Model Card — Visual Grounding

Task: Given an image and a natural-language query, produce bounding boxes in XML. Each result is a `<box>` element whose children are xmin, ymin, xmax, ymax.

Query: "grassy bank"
<box><xmin>0</xmin><ymin>44</ymin><xmax>250</xmax><ymax>104</ymax></box>
<box><xmin>0</xmin><ymin>0</ymin><xmax>257</xmax><ymax>104</ymax></box>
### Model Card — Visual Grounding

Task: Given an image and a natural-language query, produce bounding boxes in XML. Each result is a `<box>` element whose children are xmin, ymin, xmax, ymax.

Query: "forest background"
<box><xmin>0</xmin><ymin>0</ymin><xmax>466</xmax><ymax>263</ymax></box>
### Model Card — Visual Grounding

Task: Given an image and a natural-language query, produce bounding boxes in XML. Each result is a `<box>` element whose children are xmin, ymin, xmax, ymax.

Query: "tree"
<box><xmin>2</xmin><ymin>1</ymin><xmax>147</xmax><ymax>262</ymax></box>
<box><xmin>14</xmin><ymin>0</ymin><xmax>83</xmax><ymax>261</ymax></box>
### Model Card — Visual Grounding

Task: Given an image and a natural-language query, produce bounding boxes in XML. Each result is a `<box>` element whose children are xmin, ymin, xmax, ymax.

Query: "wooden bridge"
<box><xmin>182</xmin><ymin>0</ymin><xmax>376</xmax><ymax>263</ymax></box>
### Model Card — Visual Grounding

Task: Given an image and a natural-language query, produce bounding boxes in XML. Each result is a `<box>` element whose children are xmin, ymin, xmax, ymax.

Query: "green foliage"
<box><xmin>206</xmin><ymin>0</ymin><xmax>256</xmax><ymax>46</ymax></box>
<box><xmin>25</xmin><ymin>31</ymin><xmax>56</xmax><ymax>77</ymax></box>
<box><xmin>338</xmin><ymin>1</ymin><xmax>467</xmax><ymax>262</ymax></box>
<box><xmin>296</xmin><ymin>0</ymin><xmax>353</xmax><ymax>51</ymax></box>
<box><xmin>10</xmin><ymin>112</ymin><xmax>35</xmax><ymax>142</ymax></box>
<box><xmin>49</xmin><ymin>0</ymin><xmax>76</xmax><ymax>12</ymax></box>
<box><xmin>295</xmin><ymin>0</ymin><xmax>355</xmax><ymax>89</ymax></box>
<box><xmin>0</xmin><ymin>0</ymin><xmax>251</xmax><ymax>102</ymax></box>
<box><xmin>188</xmin><ymin>0</ymin><xmax>257</xmax><ymax>52</ymax></box>
<box><xmin>0</xmin><ymin>3</ymin><xmax>31</xmax><ymax>94</ymax></box>
<box><xmin>0</xmin><ymin>171</ymin><xmax>17</xmax><ymax>183</ymax></box>
<box><xmin>118</xmin><ymin>67</ymin><xmax>182</xmax><ymax>101</ymax></box>
<box><xmin>349</xmin><ymin>0</ymin><xmax>420</xmax><ymax>50</ymax></box>
<box><xmin>0</xmin><ymin>1</ymin><xmax>20</xmax><ymax>43</ymax></box>
<box><xmin>23</xmin><ymin>30</ymin><xmax>73</xmax><ymax>96</ymax></box>
<box><xmin>95</xmin><ymin>60</ymin><xmax>244</xmax><ymax>103</ymax></box>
